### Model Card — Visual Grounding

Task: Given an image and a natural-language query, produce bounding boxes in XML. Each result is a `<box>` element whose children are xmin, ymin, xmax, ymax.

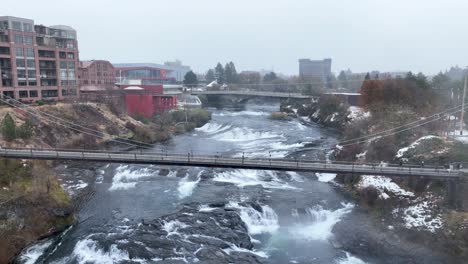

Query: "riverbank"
<box><xmin>0</xmin><ymin>103</ymin><xmax>211</xmax><ymax>262</ymax></box>
<box><xmin>280</xmin><ymin>96</ymin><xmax>468</xmax><ymax>262</ymax></box>
<box><xmin>0</xmin><ymin>159</ymin><xmax>74</xmax><ymax>263</ymax></box>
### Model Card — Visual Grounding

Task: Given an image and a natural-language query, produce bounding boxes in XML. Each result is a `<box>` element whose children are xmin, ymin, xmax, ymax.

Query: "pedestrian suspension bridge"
<box><xmin>0</xmin><ymin>147</ymin><xmax>463</xmax><ymax>179</ymax></box>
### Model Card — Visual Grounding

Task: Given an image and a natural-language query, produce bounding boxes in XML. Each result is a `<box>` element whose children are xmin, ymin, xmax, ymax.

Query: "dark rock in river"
<box><xmin>83</xmin><ymin>202</ymin><xmax>263</xmax><ymax>263</ymax></box>
<box><xmin>159</xmin><ymin>168</ymin><xmax>170</xmax><ymax>176</ymax></box>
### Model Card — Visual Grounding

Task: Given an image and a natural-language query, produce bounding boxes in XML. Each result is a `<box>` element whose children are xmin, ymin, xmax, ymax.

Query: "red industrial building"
<box><xmin>78</xmin><ymin>60</ymin><xmax>116</xmax><ymax>92</ymax></box>
<box><xmin>122</xmin><ymin>84</ymin><xmax>177</xmax><ymax>117</ymax></box>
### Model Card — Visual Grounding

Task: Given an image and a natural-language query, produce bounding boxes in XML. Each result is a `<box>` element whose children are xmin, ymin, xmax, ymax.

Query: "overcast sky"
<box><xmin>3</xmin><ymin>0</ymin><xmax>468</xmax><ymax>75</ymax></box>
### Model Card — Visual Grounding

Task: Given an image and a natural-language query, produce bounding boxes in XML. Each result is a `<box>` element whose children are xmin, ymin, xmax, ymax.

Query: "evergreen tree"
<box><xmin>214</xmin><ymin>63</ymin><xmax>225</xmax><ymax>84</ymax></box>
<box><xmin>183</xmin><ymin>71</ymin><xmax>198</xmax><ymax>88</ymax></box>
<box><xmin>205</xmin><ymin>69</ymin><xmax>216</xmax><ymax>83</ymax></box>
<box><xmin>364</xmin><ymin>72</ymin><xmax>371</xmax><ymax>80</ymax></box>
<box><xmin>1</xmin><ymin>113</ymin><xmax>16</xmax><ymax>141</ymax></box>
<box><xmin>17</xmin><ymin>119</ymin><xmax>33</xmax><ymax>140</ymax></box>
<box><xmin>224</xmin><ymin>63</ymin><xmax>233</xmax><ymax>84</ymax></box>
<box><xmin>338</xmin><ymin>70</ymin><xmax>348</xmax><ymax>89</ymax></box>
<box><xmin>263</xmin><ymin>72</ymin><xmax>277</xmax><ymax>82</ymax></box>
<box><xmin>225</xmin><ymin>61</ymin><xmax>238</xmax><ymax>84</ymax></box>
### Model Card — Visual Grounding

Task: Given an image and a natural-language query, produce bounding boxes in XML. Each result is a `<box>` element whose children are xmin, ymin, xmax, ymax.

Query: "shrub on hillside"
<box><xmin>359</xmin><ymin>186</ymin><xmax>379</xmax><ymax>206</ymax></box>
<box><xmin>1</xmin><ymin>113</ymin><xmax>16</xmax><ymax>141</ymax></box>
<box><xmin>187</xmin><ymin>109</ymin><xmax>211</xmax><ymax>127</ymax></box>
<box><xmin>17</xmin><ymin>119</ymin><xmax>34</xmax><ymax>140</ymax></box>
<box><xmin>133</xmin><ymin>126</ymin><xmax>157</xmax><ymax>143</ymax></box>
<box><xmin>366</xmin><ymin>136</ymin><xmax>399</xmax><ymax>162</ymax></box>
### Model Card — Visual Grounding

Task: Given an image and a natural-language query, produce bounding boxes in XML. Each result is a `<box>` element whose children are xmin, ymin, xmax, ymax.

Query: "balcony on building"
<box><xmin>39</xmin><ymin>60</ymin><xmax>56</xmax><ymax>69</ymax></box>
<box><xmin>38</xmin><ymin>50</ymin><xmax>55</xmax><ymax>58</ymax></box>
<box><xmin>0</xmin><ymin>47</ymin><xmax>10</xmax><ymax>55</ymax></box>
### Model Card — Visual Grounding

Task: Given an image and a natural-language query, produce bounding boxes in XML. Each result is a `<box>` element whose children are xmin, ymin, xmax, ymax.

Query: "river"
<box><xmin>17</xmin><ymin>101</ymin><xmax>368</xmax><ymax>264</ymax></box>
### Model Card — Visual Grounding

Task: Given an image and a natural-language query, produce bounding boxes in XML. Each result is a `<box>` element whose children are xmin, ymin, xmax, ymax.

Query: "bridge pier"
<box><xmin>446</xmin><ymin>178</ymin><xmax>465</xmax><ymax>210</ymax></box>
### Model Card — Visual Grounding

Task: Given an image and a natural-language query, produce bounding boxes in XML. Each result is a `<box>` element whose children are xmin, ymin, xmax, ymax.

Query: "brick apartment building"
<box><xmin>78</xmin><ymin>60</ymin><xmax>115</xmax><ymax>92</ymax></box>
<box><xmin>0</xmin><ymin>16</ymin><xmax>79</xmax><ymax>102</ymax></box>
<box><xmin>299</xmin><ymin>58</ymin><xmax>332</xmax><ymax>82</ymax></box>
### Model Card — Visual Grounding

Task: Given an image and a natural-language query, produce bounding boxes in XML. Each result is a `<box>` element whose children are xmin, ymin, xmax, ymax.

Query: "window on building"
<box><xmin>29</xmin><ymin>90</ymin><xmax>38</xmax><ymax>97</ymax></box>
<box><xmin>27</xmin><ymin>70</ymin><xmax>36</xmax><ymax>79</ymax></box>
<box><xmin>16</xmin><ymin>59</ymin><xmax>25</xmax><ymax>68</ymax></box>
<box><xmin>68</xmin><ymin>62</ymin><xmax>75</xmax><ymax>69</ymax></box>
<box><xmin>66</xmin><ymin>41</ymin><xmax>74</xmax><ymax>49</ymax></box>
<box><xmin>41</xmin><ymin>90</ymin><xmax>58</xmax><ymax>98</ymax></box>
<box><xmin>23</xmin><ymin>23</ymin><xmax>33</xmax><ymax>32</ymax></box>
<box><xmin>60</xmin><ymin>69</ymin><xmax>67</xmax><ymax>79</ymax></box>
<box><xmin>0</xmin><ymin>35</ymin><xmax>9</xmax><ymax>42</ymax></box>
<box><xmin>68</xmin><ymin>70</ymin><xmax>75</xmax><ymax>80</ymax></box>
<box><xmin>12</xmin><ymin>21</ymin><xmax>22</xmax><ymax>31</ymax></box>
<box><xmin>24</xmin><ymin>35</ymin><xmax>33</xmax><ymax>45</ymax></box>
<box><xmin>19</xmin><ymin>91</ymin><xmax>28</xmax><ymax>98</ymax></box>
<box><xmin>28</xmin><ymin>81</ymin><xmax>37</xmax><ymax>86</ymax></box>
<box><xmin>59</xmin><ymin>52</ymin><xmax>66</xmax><ymax>59</ymax></box>
<box><xmin>67</xmin><ymin>53</ymin><xmax>74</xmax><ymax>59</ymax></box>
<box><xmin>14</xmin><ymin>34</ymin><xmax>23</xmax><ymax>44</ymax></box>
<box><xmin>27</xmin><ymin>59</ymin><xmax>35</xmax><ymax>68</ymax></box>
<box><xmin>17</xmin><ymin>69</ymin><xmax>26</xmax><ymax>78</ymax></box>
<box><xmin>3</xmin><ymin>91</ymin><xmax>14</xmax><ymax>99</ymax></box>
<box><xmin>60</xmin><ymin>61</ymin><xmax>67</xmax><ymax>69</ymax></box>
<box><xmin>26</xmin><ymin>48</ymin><xmax>34</xmax><ymax>58</ymax></box>
<box><xmin>18</xmin><ymin>80</ymin><xmax>27</xmax><ymax>86</ymax></box>
<box><xmin>0</xmin><ymin>21</ymin><xmax>8</xmax><ymax>31</ymax></box>
<box><xmin>15</xmin><ymin>48</ymin><xmax>24</xmax><ymax>57</ymax></box>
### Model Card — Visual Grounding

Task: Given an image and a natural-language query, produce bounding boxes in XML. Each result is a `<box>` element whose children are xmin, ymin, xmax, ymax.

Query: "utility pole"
<box><xmin>461</xmin><ymin>75</ymin><xmax>467</xmax><ymax>135</ymax></box>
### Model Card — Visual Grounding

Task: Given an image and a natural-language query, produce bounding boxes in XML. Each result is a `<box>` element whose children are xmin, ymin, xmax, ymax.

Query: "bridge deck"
<box><xmin>0</xmin><ymin>148</ymin><xmax>462</xmax><ymax>179</ymax></box>
<box><xmin>191</xmin><ymin>90</ymin><xmax>313</xmax><ymax>99</ymax></box>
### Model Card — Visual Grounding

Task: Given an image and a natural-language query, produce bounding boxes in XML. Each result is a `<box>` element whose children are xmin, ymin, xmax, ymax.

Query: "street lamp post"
<box><xmin>461</xmin><ymin>75</ymin><xmax>467</xmax><ymax>135</ymax></box>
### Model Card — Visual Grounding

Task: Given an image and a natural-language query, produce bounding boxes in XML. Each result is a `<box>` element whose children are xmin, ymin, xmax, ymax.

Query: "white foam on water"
<box><xmin>198</xmin><ymin>204</ymin><xmax>217</xmax><ymax>212</ymax></box>
<box><xmin>166</xmin><ymin>171</ymin><xmax>178</xmax><ymax>177</ymax></box>
<box><xmin>163</xmin><ymin>220</ymin><xmax>189</xmax><ymax>237</ymax></box>
<box><xmin>214</xmin><ymin>110</ymin><xmax>268</xmax><ymax>117</ymax></box>
<box><xmin>195</xmin><ymin>122</ymin><xmax>232</xmax><ymax>134</ymax></box>
<box><xmin>223</xmin><ymin>244</ymin><xmax>269</xmax><ymax>258</ymax></box>
<box><xmin>316</xmin><ymin>173</ymin><xmax>336</xmax><ymax>182</ymax></box>
<box><xmin>19</xmin><ymin>240</ymin><xmax>53</xmax><ymax>264</ymax></box>
<box><xmin>287</xmin><ymin>172</ymin><xmax>305</xmax><ymax>182</ymax></box>
<box><xmin>228</xmin><ymin>202</ymin><xmax>279</xmax><ymax>235</ymax></box>
<box><xmin>177</xmin><ymin>171</ymin><xmax>202</xmax><ymax>199</ymax></box>
<box><xmin>213</xmin><ymin>170</ymin><xmax>297</xmax><ymax>189</ymax></box>
<box><xmin>71</xmin><ymin>238</ymin><xmax>131</xmax><ymax>264</ymax></box>
<box><xmin>109</xmin><ymin>165</ymin><xmax>154</xmax><ymax>191</ymax></box>
<box><xmin>336</xmin><ymin>252</ymin><xmax>368</xmax><ymax>264</ymax></box>
<box><xmin>290</xmin><ymin>121</ymin><xmax>307</xmax><ymax>131</ymax></box>
<box><xmin>213</xmin><ymin>127</ymin><xmax>280</xmax><ymax>142</ymax></box>
<box><xmin>290</xmin><ymin>203</ymin><xmax>354</xmax><ymax>241</ymax></box>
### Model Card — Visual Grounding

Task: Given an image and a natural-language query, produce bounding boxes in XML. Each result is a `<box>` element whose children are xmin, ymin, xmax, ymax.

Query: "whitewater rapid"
<box><xmin>18</xmin><ymin>103</ymin><xmax>368</xmax><ymax>264</ymax></box>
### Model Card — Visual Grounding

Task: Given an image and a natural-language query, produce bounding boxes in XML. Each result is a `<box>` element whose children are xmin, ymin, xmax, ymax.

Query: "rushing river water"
<box><xmin>18</xmin><ymin>101</ymin><xmax>369</xmax><ymax>264</ymax></box>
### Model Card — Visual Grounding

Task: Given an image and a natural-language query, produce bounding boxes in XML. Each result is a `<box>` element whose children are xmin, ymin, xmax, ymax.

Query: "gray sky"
<box><xmin>3</xmin><ymin>0</ymin><xmax>468</xmax><ymax>75</ymax></box>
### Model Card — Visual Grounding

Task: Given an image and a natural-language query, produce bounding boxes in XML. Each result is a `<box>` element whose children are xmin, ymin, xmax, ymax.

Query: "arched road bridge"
<box><xmin>190</xmin><ymin>90</ymin><xmax>313</xmax><ymax>99</ymax></box>
<box><xmin>0</xmin><ymin>147</ymin><xmax>464</xmax><ymax>180</ymax></box>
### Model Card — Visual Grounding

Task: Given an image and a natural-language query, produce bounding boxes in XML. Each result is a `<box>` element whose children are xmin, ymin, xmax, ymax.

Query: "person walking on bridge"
<box><xmin>421</xmin><ymin>161</ymin><xmax>425</xmax><ymax>168</ymax></box>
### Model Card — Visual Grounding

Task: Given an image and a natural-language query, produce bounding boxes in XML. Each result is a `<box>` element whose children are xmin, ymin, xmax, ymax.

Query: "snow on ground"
<box><xmin>348</xmin><ymin>106</ymin><xmax>370</xmax><ymax>121</ymax></box>
<box><xmin>392</xmin><ymin>195</ymin><xmax>443</xmax><ymax>233</ymax></box>
<box><xmin>329</xmin><ymin>112</ymin><xmax>338</xmax><ymax>122</ymax></box>
<box><xmin>396</xmin><ymin>135</ymin><xmax>440</xmax><ymax>158</ymax></box>
<box><xmin>358</xmin><ymin>176</ymin><xmax>414</xmax><ymax>199</ymax></box>
<box><xmin>449</xmin><ymin>130</ymin><xmax>468</xmax><ymax>143</ymax></box>
<box><xmin>355</xmin><ymin>151</ymin><xmax>367</xmax><ymax>160</ymax></box>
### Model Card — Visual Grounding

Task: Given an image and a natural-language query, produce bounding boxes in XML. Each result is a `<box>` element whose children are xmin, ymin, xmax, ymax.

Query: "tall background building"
<box><xmin>299</xmin><ymin>58</ymin><xmax>332</xmax><ymax>82</ymax></box>
<box><xmin>0</xmin><ymin>16</ymin><xmax>79</xmax><ymax>101</ymax></box>
<box><xmin>78</xmin><ymin>60</ymin><xmax>115</xmax><ymax>92</ymax></box>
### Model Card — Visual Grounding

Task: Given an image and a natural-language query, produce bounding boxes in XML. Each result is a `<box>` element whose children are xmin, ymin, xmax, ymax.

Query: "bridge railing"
<box><xmin>0</xmin><ymin>146</ymin><xmax>463</xmax><ymax>176</ymax></box>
